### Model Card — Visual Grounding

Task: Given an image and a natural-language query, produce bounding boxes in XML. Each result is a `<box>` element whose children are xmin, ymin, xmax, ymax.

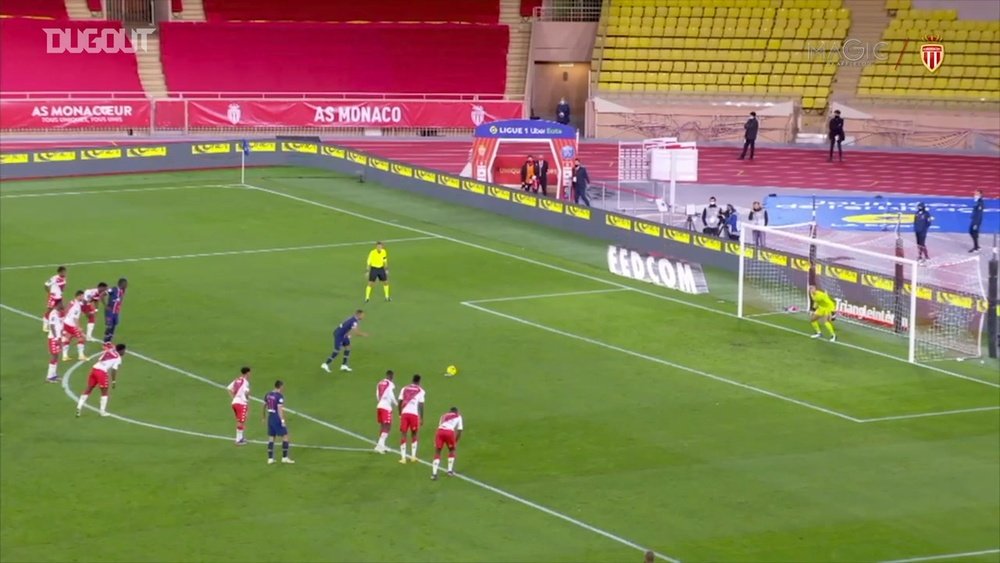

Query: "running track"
<box><xmin>2</xmin><ymin>139</ymin><xmax>997</xmax><ymax>197</ymax></box>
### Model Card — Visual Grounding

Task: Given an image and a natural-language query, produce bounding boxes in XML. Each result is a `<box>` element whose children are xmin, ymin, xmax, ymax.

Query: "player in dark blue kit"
<box><xmin>320</xmin><ymin>309</ymin><xmax>367</xmax><ymax>373</ymax></box>
<box><xmin>103</xmin><ymin>278</ymin><xmax>128</xmax><ymax>343</ymax></box>
<box><xmin>263</xmin><ymin>380</ymin><xmax>294</xmax><ymax>465</ymax></box>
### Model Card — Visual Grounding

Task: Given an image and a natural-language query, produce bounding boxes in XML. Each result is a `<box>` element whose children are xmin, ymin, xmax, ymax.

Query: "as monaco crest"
<box><xmin>470</xmin><ymin>105</ymin><xmax>486</xmax><ymax>126</ymax></box>
<box><xmin>227</xmin><ymin>103</ymin><xmax>242</xmax><ymax>125</ymax></box>
<box><xmin>920</xmin><ymin>36</ymin><xmax>944</xmax><ymax>73</ymax></box>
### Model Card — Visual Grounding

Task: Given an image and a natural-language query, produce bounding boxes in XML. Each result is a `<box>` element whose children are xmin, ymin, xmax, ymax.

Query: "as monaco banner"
<box><xmin>189</xmin><ymin>100</ymin><xmax>523</xmax><ymax>129</ymax></box>
<box><xmin>0</xmin><ymin>100</ymin><xmax>151</xmax><ymax>129</ymax></box>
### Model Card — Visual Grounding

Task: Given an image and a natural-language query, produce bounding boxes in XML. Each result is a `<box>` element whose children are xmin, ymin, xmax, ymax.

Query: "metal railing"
<box><xmin>106</xmin><ymin>0</ymin><xmax>155</xmax><ymax>27</ymax></box>
<box><xmin>532</xmin><ymin>4</ymin><xmax>603</xmax><ymax>22</ymax></box>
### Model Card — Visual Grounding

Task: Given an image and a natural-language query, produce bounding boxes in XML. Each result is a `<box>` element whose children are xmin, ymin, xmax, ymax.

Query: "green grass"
<box><xmin>1</xmin><ymin>167</ymin><xmax>998</xmax><ymax>563</ymax></box>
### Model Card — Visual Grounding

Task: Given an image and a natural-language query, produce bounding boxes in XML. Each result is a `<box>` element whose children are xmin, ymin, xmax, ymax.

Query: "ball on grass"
<box><xmin>445</xmin><ymin>365</ymin><xmax>459</xmax><ymax>377</ymax></box>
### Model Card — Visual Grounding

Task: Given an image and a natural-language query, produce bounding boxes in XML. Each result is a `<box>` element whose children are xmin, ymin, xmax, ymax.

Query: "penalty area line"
<box><xmin>0</xmin><ymin>236</ymin><xmax>436</xmax><ymax>272</ymax></box>
<box><xmin>60</xmin><ymin>359</ymin><xmax>371</xmax><ymax>454</ymax></box>
<box><xmin>0</xmin><ymin>184</ymin><xmax>234</xmax><ymax>199</ymax></box>
<box><xmin>879</xmin><ymin>548</ymin><xmax>1000</xmax><ymax>563</ymax></box>
<box><xmin>0</xmin><ymin>302</ymin><xmax>681</xmax><ymax>563</ymax></box>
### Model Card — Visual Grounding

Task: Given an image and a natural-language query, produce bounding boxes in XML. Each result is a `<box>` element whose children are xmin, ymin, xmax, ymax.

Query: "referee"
<box><xmin>365</xmin><ymin>241</ymin><xmax>390</xmax><ymax>302</ymax></box>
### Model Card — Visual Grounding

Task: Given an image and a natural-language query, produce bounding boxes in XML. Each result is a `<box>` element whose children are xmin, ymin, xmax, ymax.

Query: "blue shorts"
<box><xmin>333</xmin><ymin>333</ymin><xmax>351</xmax><ymax>350</ymax></box>
<box><xmin>267</xmin><ymin>416</ymin><xmax>287</xmax><ymax>437</ymax></box>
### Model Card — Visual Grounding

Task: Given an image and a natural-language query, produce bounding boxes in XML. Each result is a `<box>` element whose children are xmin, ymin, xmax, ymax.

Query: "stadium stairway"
<box><xmin>176</xmin><ymin>0</ymin><xmax>206</xmax><ymax>21</ymax></box>
<box><xmin>64</xmin><ymin>0</ymin><xmax>99</xmax><ymax>19</ymax></box>
<box><xmin>137</xmin><ymin>35</ymin><xmax>168</xmax><ymax>97</ymax></box>
<box><xmin>501</xmin><ymin>0</ymin><xmax>531</xmax><ymax>99</ymax></box>
<box><xmin>832</xmin><ymin>0</ymin><xmax>891</xmax><ymax>101</ymax></box>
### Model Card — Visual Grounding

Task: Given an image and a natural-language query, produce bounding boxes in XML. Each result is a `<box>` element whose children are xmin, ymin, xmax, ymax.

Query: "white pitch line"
<box><xmin>465</xmin><ymin>288</ymin><xmax>629</xmax><ymax>304</ymax></box>
<box><xmin>241</xmin><ymin>183</ymin><xmax>999</xmax><ymax>390</ymax></box>
<box><xmin>860</xmin><ymin>405</ymin><xmax>1000</xmax><ymax>423</ymax></box>
<box><xmin>0</xmin><ymin>236</ymin><xmax>436</xmax><ymax>272</ymax></box>
<box><xmin>0</xmin><ymin>184</ymin><xmax>231</xmax><ymax>199</ymax></box>
<box><xmin>461</xmin><ymin>301</ymin><xmax>864</xmax><ymax>423</ymax></box>
<box><xmin>0</xmin><ymin>303</ymin><xmax>679</xmax><ymax>563</ymax></box>
<box><xmin>59</xmin><ymin>359</ymin><xmax>372</xmax><ymax>454</ymax></box>
<box><xmin>879</xmin><ymin>548</ymin><xmax>1000</xmax><ymax>563</ymax></box>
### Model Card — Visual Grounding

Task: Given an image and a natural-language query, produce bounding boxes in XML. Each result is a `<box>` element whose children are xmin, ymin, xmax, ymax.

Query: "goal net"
<box><xmin>738</xmin><ymin>222</ymin><xmax>986</xmax><ymax>363</ymax></box>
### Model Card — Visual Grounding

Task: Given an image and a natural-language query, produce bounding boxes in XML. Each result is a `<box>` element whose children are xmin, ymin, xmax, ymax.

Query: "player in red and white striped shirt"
<box><xmin>81</xmin><ymin>282</ymin><xmax>108</xmax><ymax>340</ymax></box>
<box><xmin>42</xmin><ymin>266</ymin><xmax>67</xmax><ymax>332</ymax></box>
<box><xmin>76</xmin><ymin>343</ymin><xmax>126</xmax><ymax>417</ymax></box>
<box><xmin>374</xmin><ymin>370</ymin><xmax>396</xmax><ymax>454</ymax></box>
<box><xmin>431</xmin><ymin>407</ymin><xmax>464</xmax><ymax>481</ymax></box>
<box><xmin>61</xmin><ymin>291</ymin><xmax>87</xmax><ymax>362</ymax></box>
<box><xmin>44</xmin><ymin>302</ymin><xmax>65</xmax><ymax>383</ymax></box>
<box><xmin>397</xmin><ymin>374</ymin><xmax>425</xmax><ymax>463</ymax></box>
<box><xmin>227</xmin><ymin>367</ymin><xmax>252</xmax><ymax>445</ymax></box>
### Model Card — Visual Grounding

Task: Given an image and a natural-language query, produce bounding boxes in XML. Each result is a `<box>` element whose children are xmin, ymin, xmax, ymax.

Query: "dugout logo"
<box><xmin>227</xmin><ymin>103</ymin><xmax>242</xmax><ymax>125</ymax></box>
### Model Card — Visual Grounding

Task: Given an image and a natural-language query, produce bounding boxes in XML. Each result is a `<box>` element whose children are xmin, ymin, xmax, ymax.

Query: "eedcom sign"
<box><xmin>607</xmin><ymin>246</ymin><xmax>710</xmax><ymax>295</ymax></box>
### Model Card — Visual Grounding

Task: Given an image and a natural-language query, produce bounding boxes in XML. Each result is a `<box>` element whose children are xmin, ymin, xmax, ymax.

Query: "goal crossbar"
<box><xmin>744</xmin><ymin>224</ymin><xmax>919</xmax><ymax>268</ymax></box>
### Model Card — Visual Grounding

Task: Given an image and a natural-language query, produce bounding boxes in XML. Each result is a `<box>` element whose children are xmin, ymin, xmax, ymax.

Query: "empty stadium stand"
<box><xmin>858</xmin><ymin>3</ymin><xmax>1000</xmax><ymax>102</ymax></box>
<box><xmin>0</xmin><ymin>18</ymin><xmax>144</xmax><ymax>93</ymax></box>
<box><xmin>202</xmin><ymin>0</ymin><xmax>500</xmax><ymax>24</ymax></box>
<box><xmin>158</xmin><ymin>22</ymin><xmax>510</xmax><ymax>96</ymax></box>
<box><xmin>595</xmin><ymin>0</ymin><xmax>849</xmax><ymax>110</ymax></box>
<box><xmin>0</xmin><ymin>0</ymin><xmax>67</xmax><ymax>18</ymax></box>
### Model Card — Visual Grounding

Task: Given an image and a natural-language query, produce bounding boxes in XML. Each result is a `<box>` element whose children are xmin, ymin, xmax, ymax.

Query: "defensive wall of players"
<box><xmin>1</xmin><ymin>139</ymin><xmax>996</xmax><ymax>325</ymax></box>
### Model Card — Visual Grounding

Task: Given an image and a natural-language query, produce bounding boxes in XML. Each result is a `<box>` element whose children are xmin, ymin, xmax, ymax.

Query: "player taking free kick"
<box><xmin>398</xmin><ymin>374</ymin><xmax>425</xmax><ymax>463</ymax></box>
<box><xmin>44</xmin><ymin>302</ymin><xmax>65</xmax><ymax>383</ymax></box>
<box><xmin>76</xmin><ymin>343</ymin><xmax>126</xmax><ymax>417</ymax></box>
<box><xmin>365</xmin><ymin>241</ymin><xmax>390</xmax><ymax>303</ymax></box>
<box><xmin>321</xmin><ymin>309</ymin><xmax>367</xmax><ymax>373</ymax></box>
<box><xmin>431</xmin><ymin>407</ymin><xmax>464</xmax><ymax>481</ymax></box>
<box><xmin>808</xmin><ymin>285</ymin><xmax>837</xmax><ymax>342</ymax></box>
<box><xmin>263</xmin><ymin>380</ymin><xmax>294</xmax><ymax>464</ymax></box>
<box><xmin>374</xmin><ymin>370</ymin><xmax>397</xmax><ymax>453</ymax></box>
<box><xmin>227</xmin><ymin>366</ymin><xmax>252</xmax><ymax>445</ymax></box>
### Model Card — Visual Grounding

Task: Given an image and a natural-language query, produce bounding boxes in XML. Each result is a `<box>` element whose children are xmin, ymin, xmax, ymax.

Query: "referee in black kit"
<box><xmin>828</xmin><ymin>109</ymin><xmax>845</xmax><ymax>162</ymax></box>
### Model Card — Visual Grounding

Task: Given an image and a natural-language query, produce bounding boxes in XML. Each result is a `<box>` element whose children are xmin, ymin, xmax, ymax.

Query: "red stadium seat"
<box><xmin>159</xmin><ymin>22</ymin><xmax>509</xmax><ymax>96</ymax></box>
<box><xmin>0</xmin><ymin>18</ymin><xmax>144</xmax><ymax>93</ymax></box>
<box><xmin>0</xmin><ymin>0</ymin><xmax>67</xmax><ymax>18</ymax></box>
<box><xmin>203</xmin><ymin>0</ymin><xmax>499</xmax><ymax>23</ymax></box>
<box><xmin>520</xmin><ymin>0</ymin><xmax>542</xmax><ymax>18</ymax></box>
<box><xmin>86</xmin><ymin>0</ymin><xmax>102</xmax><ymax>13</ymax></box>
<box><xmin>171</xmin><ymin>0</ymin><xmax>183</xmax><ymax>14</ymax></box>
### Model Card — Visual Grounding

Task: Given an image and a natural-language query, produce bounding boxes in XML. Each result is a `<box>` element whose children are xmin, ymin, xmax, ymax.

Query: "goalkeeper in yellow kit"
<box><xmin>808</xmin><ymin>285</ymin><xmax>837</xmax><ymax>342</ymax></box>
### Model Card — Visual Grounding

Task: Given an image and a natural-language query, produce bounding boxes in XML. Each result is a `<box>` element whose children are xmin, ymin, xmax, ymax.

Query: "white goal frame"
<box><xmin>738</xmin><ymin>223</ymin><xmax>920</xmax><ymax>363</ymax></box>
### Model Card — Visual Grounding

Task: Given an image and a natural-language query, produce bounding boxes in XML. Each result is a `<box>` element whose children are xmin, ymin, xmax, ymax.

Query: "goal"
<box><xmin>738</xmin><ymin>223</ymin><xmax>986</xmax><ymax>363</ymax></box>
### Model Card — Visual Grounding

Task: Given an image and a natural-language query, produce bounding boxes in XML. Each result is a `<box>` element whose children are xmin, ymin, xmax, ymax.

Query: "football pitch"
<box><xmin>1</xmin><ymin>167</ymin><xmax>998</xmax><ymax>563</ymax></box>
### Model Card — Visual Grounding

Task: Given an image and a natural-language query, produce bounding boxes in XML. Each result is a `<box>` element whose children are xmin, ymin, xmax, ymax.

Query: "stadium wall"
<box><xmin>0</xmin><ymin>140</ymin><xmax>735</xmax><ymax>273</ymax></box>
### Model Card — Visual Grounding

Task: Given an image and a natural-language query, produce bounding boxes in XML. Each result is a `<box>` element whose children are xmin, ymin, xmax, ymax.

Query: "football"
<box><xmin>445</xmin><ymin>365</ymin><xmax>458</xmax><ymax>377</ymax></box>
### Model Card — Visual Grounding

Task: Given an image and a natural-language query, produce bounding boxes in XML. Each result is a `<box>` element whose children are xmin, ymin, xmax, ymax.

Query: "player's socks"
<box><xmin>86</xmin><ymin>322</ymin><xmax>94</xmax><ymax>340</ymax></box>
<box><xmin>342</xmin><ymin>350</ymin><xmax>351</xmax><ymax>365</ymax></box>
<box><xmin>365</xmin><ymin>286</ymin><xmax>373</xmax><ymax>301</ymax></box>
<box><xmin>46</xmin><ymin>362</ymin><xmax>58</xmax><ymax>381</ymax></box>
<box><xmin>447</xmin><ymin>455</ymin><xmax>455</xmax><ymax>473</ymax></box>
<box><xmin>99</xmin><ymin>395</ymin><xmax>108</xmax><ymax>414</ymax></box>
<box><xmin>824</xmin><ymin>321</ymin><xmax>835</xmax><ymax>337</ymax></box>
<box><xmin>377</xmin><ymin>432</ymin><xmax>388</xmax><ymax>450</ymax></box>
<box><xmin>282</xmin><ymin>440</ymin><xmax>290</xmax><ymax>458</ymax></box>
<box><xmin>383</xmin><ymin>285</ymin><xmax>390</xmax><ymax>301</ymax></box>
<box><xmin>432</xmin><ymin>457</ymin><xmax>440</xmax><ymax>476</ymax></box>
<box><xmin>810</xmin><ymin>320</ymin><xmax>822</xmax><ymax>335</ymax></box>
<box><xmin>410</xmin><ymin>441</ymin><xmax>418</xmax><ymax>460</ymax></box>
<box><xmin>77</xmin><ymin>344</ymin><xmax>85</xmax><ymax>359</ymax></box>
<box><xmin>236</xmin><ymin>429</ymin><xmax>244</xmax><ymax>442</ymax></box>
<box><xmin>76</xmin><ymin>393</ymin><xmax>89</xmax><ymax>413</ymax></box>
<box><xmin>267</xmin><ymin>442</ymin><xmax>275</xmax><ymax>460</ymax></box>
<box><xmin>399</xmin><ymin>443</ymin><xmax>407</xmax><ymax>462</ymax></box>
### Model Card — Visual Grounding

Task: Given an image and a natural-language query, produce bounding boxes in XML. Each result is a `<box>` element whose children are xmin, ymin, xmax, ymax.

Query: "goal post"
<box><xmin>738</xmin><ymin>223</ymin><xmax>985</xmax><ymax>363</ymax></box>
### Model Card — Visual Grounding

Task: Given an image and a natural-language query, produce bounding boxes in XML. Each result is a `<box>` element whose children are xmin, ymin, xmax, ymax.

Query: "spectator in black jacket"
<box><xmin>571</xmin><ymin>159</ymin><xmax>591</xmax><ymax>207</ymax></box>
<box><xmin>702</xmin><ymin>197</ymin><xmax>722</xmax><ymax>235</ymax></box>
<box><xmin>969</xmin><ymin>189</ymin><xmax>985</xmax><ymax>253</ymax></box>
<box><xmin>535</xmin><ymin>155</ymin><xmax>550</xmax><ymax>197</ymax></box>
<box><xmin>556</xmin><ymin>97</ymin><xmax>571</xmax><ymax>125</ymax></box>
<box><xmin>828</xmin><ymin>109</ymin><xmax>845</xmax><ymax>162</ymax></box>
<box><xmin>748</xmin><ymin>200</ymin><xmax>769</xmax><ymax>246</ymax></box>
<box><xmin>913</xmin><ymin>202</ymin><xmax>932</xmax><ymax>263</ymax></box>
<box><xmin>739</xmin><ymin>111</ymin><xmax>758</xmax><ymax>160</ymax></box>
